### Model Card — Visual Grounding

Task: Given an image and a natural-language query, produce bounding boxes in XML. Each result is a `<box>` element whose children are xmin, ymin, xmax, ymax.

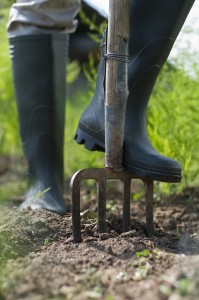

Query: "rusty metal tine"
<box><xmin>122</xmin><ymin>177</ymin><xmax>131</xmax><ymax>232</ymax></box>
<box><xmin>71</xmin><ymin>168</ymin><xmax>107</xmax><ymax>242</ymax></box>
<box><xmin>97</xmin><ymin>175</ymin><xmax>107</xmax><ymax>233</ymax></box>
<box><xmin>145</xmin><ymin>179</ymin><xmax>154</xmax><ymax>237</ymax></box>
<box><xmin>71</xmin><ymin>170</ymin><xmax>82</xmax><ymax>243</ymax></box>
<box><xmin>71</xmin><ymin>168</ymin><xmax>156</xmax><ymax>241</ymax></box>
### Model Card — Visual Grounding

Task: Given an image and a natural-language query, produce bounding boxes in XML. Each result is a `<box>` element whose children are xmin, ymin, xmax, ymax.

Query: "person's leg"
<box><xmin>8</xmin><ymin>0</ymin><xmax>80</xmax><ymax>214</ymax></box>
<box><xmin>75</xmin><ymin>0</ymin><xmax>195</xmax><ymax>183</ymax></box>
<box><xmin>7</xmin><ymin>0</ymin><xmax>80</xmax><ymax>37</ymax></box>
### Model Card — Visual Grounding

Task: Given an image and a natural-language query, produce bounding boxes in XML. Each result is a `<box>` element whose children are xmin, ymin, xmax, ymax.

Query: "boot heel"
<box><xmin>75</xmin><ymin>127</ymin><xmax>105</xmax><ymax>152</ymax></box>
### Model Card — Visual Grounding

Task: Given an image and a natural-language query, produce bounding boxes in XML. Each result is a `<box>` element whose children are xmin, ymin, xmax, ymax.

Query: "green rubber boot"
<box><xmin>75</xmin><ymin>0</ymin><xmax>194</xmax><ymax>182</ymax></box>
<box><xmin>9</xmin><ymin>34</ymin><xmax>68</xmax><ymax>214</ymax></box>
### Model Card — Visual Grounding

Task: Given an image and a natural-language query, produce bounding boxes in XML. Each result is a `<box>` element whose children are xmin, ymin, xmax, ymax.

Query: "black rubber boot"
<box><xmin>9</xmin><ymin>34</ymin><xmax>68</xmax><ymax>214</ymax></box>
<box><xmin>75</xmin><ymin>0</ymin><xmax>194</xmax><ymax>182</ymax></box>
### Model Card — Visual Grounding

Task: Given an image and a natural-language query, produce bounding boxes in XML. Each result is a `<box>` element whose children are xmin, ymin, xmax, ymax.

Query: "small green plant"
<box><xmin>116</xmin><ymin>271</ymin><xmax>128</xmax><ymax>281</ymax></box>
<box><xmin>159</xmin><ymin>276</ymin><xmax>195</xmax><ymax>298</ymax></box>
<box><xmin>159</xmin><ymin>284</ymin><xmax>172</xmax><ymax>296</ymax></box>
<box><xmin>175</xmin><ymin>278</ymin><xmax>195</xmax><ymax>297</ymax></box>
<box><xmin>67</xmin><ymin>60</ymin><xmax>81</xmax><ymax>84</ymax></box>
<box><xmin>106</xmin><ymin>201</ymin><xmax>117</xmax><ymax>212</ymax></box>
<box><xmin>131</xmin><ymin>250</ymin><xmax>151</xmax><ymax>280</ymax></box>
<box><xmin>33</xmin><ymin>187</ymin><xmax>52</xmax><ymax>203</ymax></box>
<box><xmin>105</xmin><ymin>295</ymin><xmax>115</xmax><ymax>300</ymax></box>
<box><xmin>92</xmin><ymin>284</ymin><xmax>104</xmax><ymax>298</ymax></box>
<box><xmin>44</xmin><ymin>238</ymin><xmax>53</xmax><ymax>245</ymax></box>
<box><xmin>82</xmin><ymin>52</ymin><xmax>99</xmax><ymax>93</ymax></box>
<box><xmin>80</xmin><ymin>209</ymin><xmax>98</xmax><ymax>220</ymax></box>
<box><xmin>79</xmin><ymin>9</ymin><xmax>106</xmax><ymax>43</ymax></box>
<box><xmin>134</xmin><ymin>265</ymin><xmax>150</xmax><ymax>280</ymax></box>
<box><xmin>135</xmin><ymin>249</ymin><xmax>150</xmax><ymax>258</ymax></box>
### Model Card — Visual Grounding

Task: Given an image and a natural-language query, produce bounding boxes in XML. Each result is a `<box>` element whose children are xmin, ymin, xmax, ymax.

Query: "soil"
<box><xmin>0</xmin><ymin>158</ymin><xmax>199</xmax><ymax>300</ymax></box>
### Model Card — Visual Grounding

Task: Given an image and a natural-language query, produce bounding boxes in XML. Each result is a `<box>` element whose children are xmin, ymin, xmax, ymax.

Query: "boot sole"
<box><xmin>75</xmin><ymin>127</ymin><xmax>182</xmax><ymax>183</ymax></box>
<box><xmin>75</xmin><ymin>127</ymin><xmax>105</xmax><ymax>152</ymax></box>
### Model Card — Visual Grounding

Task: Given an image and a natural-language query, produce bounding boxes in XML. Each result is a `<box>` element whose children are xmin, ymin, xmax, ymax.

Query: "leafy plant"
<box><xmin>79</xmin><ymin>9</ymin><xmax>106</xmax><ymax>43</ymax></box>
<box><xmin>147</xmin><ymin>62</ymin><xmax>199</xmax><ymax>193</ymax></box>
<box><xmin>0</xmin><ymin>181</ymin><xmax>25</xmax><ymax>202</ymax></box>
<box><xmin>135</xmin><ymin>249</ymin><xmax>150</xmax><ymax>258</ymax></box>
<box><xmin>0</xmin><ymin>0</ymin><xmax>14</xmax><ymax>9</ymax></box>
<box><xmin>0</xmin><ymin>10</ymin><xmax>21</xmax><ymax>155</ymax></box>
<box><xmin>175</xmin><ymin>278</ymin><xmax>195</xmax><ymax>297</ymax></box>
<box><xmin>134</xmin><ymin>265</ymin><xmax>149</xmax><ymax>280</ymax></box>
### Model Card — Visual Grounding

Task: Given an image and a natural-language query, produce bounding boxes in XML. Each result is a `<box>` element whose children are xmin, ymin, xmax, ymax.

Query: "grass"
<box><xmin>0</xmin><ymin>181</ymin><xmax>25</xmax><ymax>203</ymax></box>
<box><xmin>0</xmin><ymin>10</ymin><xmax>21</xmax><ymax>155</ymax></box>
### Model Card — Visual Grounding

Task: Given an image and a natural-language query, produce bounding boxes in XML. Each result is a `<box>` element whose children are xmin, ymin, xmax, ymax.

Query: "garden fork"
<box><xmin>70</xmin><ymin>0</ymin><xmax>154</xmax><ymax>243</ymax></box>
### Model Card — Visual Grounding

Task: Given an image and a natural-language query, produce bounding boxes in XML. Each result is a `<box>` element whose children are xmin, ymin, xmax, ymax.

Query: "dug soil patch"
<box><xmin>0</xmin><ymin>181</ymin><xmax>199</xmax><ymax>300</ymax></box>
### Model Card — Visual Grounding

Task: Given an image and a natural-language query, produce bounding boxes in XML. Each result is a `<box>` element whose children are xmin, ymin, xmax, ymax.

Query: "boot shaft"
<box><xmin>128</xmin><ymin>0</ymin><xmax>195</xmax><ymax>87</ymax></box>
<box><xmin>9</xmin><ymin>34</ymin><xmax>69</xmax><ymax>187</ymax></box>
<box><xmin>126</xmin><ymin>0</ymin><xmax>195</xmax><ymax>120</ymax></box>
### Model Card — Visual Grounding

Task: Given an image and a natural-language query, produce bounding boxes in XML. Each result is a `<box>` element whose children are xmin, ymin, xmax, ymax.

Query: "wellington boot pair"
<box><xmin>10</xmin><ymin>0</ymin><xmax>194</xmax><ymax>214</ymax></box>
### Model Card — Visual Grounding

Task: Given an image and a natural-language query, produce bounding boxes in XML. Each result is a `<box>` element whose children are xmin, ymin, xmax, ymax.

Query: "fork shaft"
<box><xmin>105</xmin><ymin>0</ymin><xmax>130</xmax><ymax>170</ymax></box>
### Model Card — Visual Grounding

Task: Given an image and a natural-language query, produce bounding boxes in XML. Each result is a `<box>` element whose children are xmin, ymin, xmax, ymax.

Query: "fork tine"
<box><xmin>97</xmin><ymin>175</ymin><xmax>107</xmax><ymax>233</ymax></box>
<box><xmin>145</xmin><ymin>179</ymin><xmax>154</xmax><ymax>237</ymax></box>
<box><xmin>122</xmin><ymin>178</ymin><xmax>131</xmax><ymax>232</ymax></box>
<box><xmin>71</xmin><ymin>170</ymin><xmax>82</xmax><ymax>243</ymax></box>
<box><xmin>71</xmin><ymin>168</ymin><xmax>155</xmax><ymax>242</ymax></box>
